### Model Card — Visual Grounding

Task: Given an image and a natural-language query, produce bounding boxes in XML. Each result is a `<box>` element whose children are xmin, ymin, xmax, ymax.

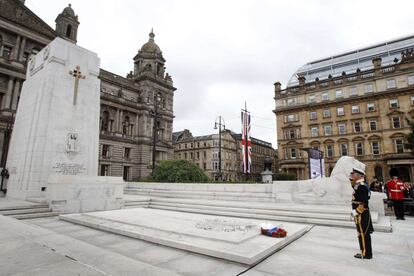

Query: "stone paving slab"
<box><xmin>28</xmin><ymin>217</ymin><xmax>248</xmax><ymax>275</ymax></box>
<box><xmin>25</xmin><ymin>215</ymin><xmax>414</xmax><ymax>275</ymax></box>
<box><xmin>61</xmin><ymin>208</ymin><xmax>312</xmax><ymax>265</ymax></box>
<box><xmin>0</xmin><ymin>215</ymin><xmax>181</xmax><ymax>276</ymax></box>
<box><xmin>244</xmin><ymin>217</ymin><xmax>414</xmax><ymax>276</ymax></box>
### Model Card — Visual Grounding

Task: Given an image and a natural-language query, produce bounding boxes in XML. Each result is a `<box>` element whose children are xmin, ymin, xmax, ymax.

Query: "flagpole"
<box><xmin>241</xmin><ymin>101</ymin><xmax>250</xmax><ymax>181</ymax></box>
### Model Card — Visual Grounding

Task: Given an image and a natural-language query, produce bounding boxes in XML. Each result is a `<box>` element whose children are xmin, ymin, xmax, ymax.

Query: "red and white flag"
<box><xmin>241</xmin><ymin>110</ymin><xmax>251</xmax><ymax>174</ymax></box>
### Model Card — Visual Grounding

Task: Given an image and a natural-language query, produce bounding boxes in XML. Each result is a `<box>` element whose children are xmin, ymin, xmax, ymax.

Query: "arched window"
<box><xmin>66</xmin><ymin>25</ymin><xmax>72</xmax><ymax>37</ymax></box>
<box><xmin>100</xmin><ymin>111</ymin><xmax>109</xmax><ymax>131</ymax></box>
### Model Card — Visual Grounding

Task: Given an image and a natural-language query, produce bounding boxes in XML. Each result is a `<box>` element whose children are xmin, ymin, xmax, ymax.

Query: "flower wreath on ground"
<box><xmin>260</xmin><ymin>223</ymin><xmax>287</xmax><ymax>238</ymax></box>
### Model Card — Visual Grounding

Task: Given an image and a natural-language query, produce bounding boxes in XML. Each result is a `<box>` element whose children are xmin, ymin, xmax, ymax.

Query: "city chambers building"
<box><xmin>0</xmin><ymin>0</ymin><xmax>176</xmax><ymax>181</ymax></box>
<box><xmin>274</xmin><ymin>35</ymin><xmax>414</xmax><ymax>182</ymax></box>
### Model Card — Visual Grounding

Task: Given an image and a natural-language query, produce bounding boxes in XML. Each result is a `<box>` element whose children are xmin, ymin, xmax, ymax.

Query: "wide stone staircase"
<box><xmin>0</xmin><ymin>202</ymin><xmax>59</xmax><ymax>220</ymax></box>
<box><xmin>124</xmin><ymin>183</ymin><xmax>275</xmax><ymax>202</ymax></box>
<box><xmin>123</xmin><ymin>184</ymin><xmax>392</xmax><ymax>232</ymax></box>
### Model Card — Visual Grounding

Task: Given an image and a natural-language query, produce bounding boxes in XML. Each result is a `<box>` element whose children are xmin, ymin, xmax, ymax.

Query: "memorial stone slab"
<box><xmin>61</xmin><ymin>208</ymin><xmax>312</xmax><ymax>265</ymax></box>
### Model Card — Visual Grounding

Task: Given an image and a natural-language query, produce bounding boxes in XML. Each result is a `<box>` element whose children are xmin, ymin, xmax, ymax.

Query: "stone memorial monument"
<box><xmin>5</xmin><ymin>37</ymin><xmax>123</xmax><ymax>213</ymax></box>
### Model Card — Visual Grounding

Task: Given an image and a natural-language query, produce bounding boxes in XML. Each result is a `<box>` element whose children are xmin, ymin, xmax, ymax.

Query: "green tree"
<box><xmin>405</xmin><ymin>116</ymin><xmax>414</xmax><ymax>154</ymax></box>
<box><xmin>151</xmin><ymin>160</ymin><xmax>209</xmax><ymax>183</ymax></box>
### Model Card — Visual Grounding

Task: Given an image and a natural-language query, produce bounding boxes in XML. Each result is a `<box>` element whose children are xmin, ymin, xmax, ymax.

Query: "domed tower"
<box><xmin>133</xmin><ymin>29</ymin><xmax>167</xmax><ymax>79</ymax></box>
<box><xmin>55</xmin><ymin>4</ymin><xmax>80</xmax><ymax>44</ymax></box>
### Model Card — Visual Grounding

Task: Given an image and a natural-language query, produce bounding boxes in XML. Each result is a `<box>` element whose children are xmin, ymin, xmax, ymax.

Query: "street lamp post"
<box><xmin>151</xmin><ymin>94</ymin><xmax>162</xmax><ymax>172</ymax></box>
<box><xmin>214</xmin><ymin>116</ymin><xmax>225</xmax><ymax>181</ymax></box>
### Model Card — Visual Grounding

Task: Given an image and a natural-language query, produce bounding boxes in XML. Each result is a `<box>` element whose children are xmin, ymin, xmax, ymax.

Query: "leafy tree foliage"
<box><xmin>151</xmin><ymin>160</ymin><xmax>209</xmax><ymax>183</ymax></box>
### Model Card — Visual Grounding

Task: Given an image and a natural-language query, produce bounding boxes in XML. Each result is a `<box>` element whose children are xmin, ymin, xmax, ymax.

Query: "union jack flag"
<box><xmin>241</xmin><ymin>111</ymin><xmax>251</xmax><ymax>174</ymax></box>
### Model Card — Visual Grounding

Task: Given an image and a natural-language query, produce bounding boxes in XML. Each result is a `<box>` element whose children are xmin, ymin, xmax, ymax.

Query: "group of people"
<box><xmin>349</xmin><ymin>167</ymin><xmax>411</xmax><ymax>260</ymax></box>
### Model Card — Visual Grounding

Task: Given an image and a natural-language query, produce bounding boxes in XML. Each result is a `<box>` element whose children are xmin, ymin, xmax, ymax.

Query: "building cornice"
<box><xmin>274</xmin><ymin>87</ymin><xmax>414</xmax><ymax>114</ymax></box>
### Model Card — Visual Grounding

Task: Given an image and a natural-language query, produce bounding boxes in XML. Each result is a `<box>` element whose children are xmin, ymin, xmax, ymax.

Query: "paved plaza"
<box><xmin>0</xmin><ymin>197</ymin><xmax>413</xmax><ymax>275</ymax></box>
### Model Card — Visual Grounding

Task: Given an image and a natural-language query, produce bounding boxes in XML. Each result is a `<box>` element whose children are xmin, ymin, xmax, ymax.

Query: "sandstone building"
<box><xmin>173</xmin><ymin>129</ymin><xmax>277</xmax><ymax>181</ymax></box>
<box><xmin>0</xmin><ymin>0</ymin><xmax>175</xmax><ymax>182</ymax></box>
<box><xmin>274</xmin><ymin>35</ymin><xmax>414</xmax><ymax>182</ymax></box>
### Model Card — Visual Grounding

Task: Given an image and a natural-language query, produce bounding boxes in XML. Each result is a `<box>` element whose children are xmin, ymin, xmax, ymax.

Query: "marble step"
<box><xmin>124</xmin><ymin>188</ymin><xmax>275</xmax><ymax>202</ymax></box>
<box><xmin>26</xmin><ymin>197</ymin><xmax>48</xmax><ymax>204</ymax></box>
<box><xmin>124</xmin><ymin>187</ymin><xmax>274</xmax><ymax>197</ymax></box>
<box><xmin>149</xmin><ymin>197</ymin><xmax>352</xmax><ymax>215</ymax></box>
<box><xmin>123</xmin><ymin>202</ymin><xmax>150</xmax><ymax>208</ymax></box>
<box><xmin>149</xmin><ymin>204</ymin><xmax>391</xmax><ymax>232</ymax></box>
<box><xmin>0</xmin><ymin>203</ymin><xmax>49</xmax><ymax>211</ymax></box>
<box><xmin>10</xmin><ymin>211</ymin><xmax>60</xmax><ymax>220</ymax></box>
<box><xmin>149</xmin><ymin>201</ymin><xmax>378</xmax><ymax>223</ymax></box>
<box><xmin>0</xmin><ymin>207</ymin><xmax>52</xmax><ymax>215</ymax></box>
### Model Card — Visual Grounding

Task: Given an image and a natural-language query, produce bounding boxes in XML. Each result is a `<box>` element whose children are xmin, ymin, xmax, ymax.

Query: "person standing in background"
<box><xmin>387</xmin><ymin>168</ymin><xmax>406</xmax><ymax>220</ymax></box>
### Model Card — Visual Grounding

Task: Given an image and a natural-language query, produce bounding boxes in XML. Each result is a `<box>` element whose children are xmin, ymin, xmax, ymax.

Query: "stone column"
<box><xmin>109</xmin><ymin>120</ymin><xmax>113</xmax><ymax>132</ymax></box>
<box><xmin>18</xmin><ymin>37</ymin><xmax>26</xmax><ymax>61</ymax></box>
<box><xmin>142</xmin><ymin>115</ymin><xmax>147</xmax><ymax>136</ymax></box>
<box><xmin>11</xmin><ymin>80</ymin><xmax>21</xmax><ymax>110</ymax></box>
<box><xmin>114</xmin><ymin>109</ymin><xmax>119</xmax><ymax>133</ymax></box>
<box><xmin>13</xmin><ymin>36</ymin><xmax>21</xmax><ymax>60</ymax></box>
<box><xmin>2</xmin><ymin>77</ymin><xmax>14</xmax><ymax>110</ymax></box>
<box><xmin>135</xmin><ymin>114</ymin><xmax>139</xmax><ymax>136</ymax></box>
<box><xmin>119</xmin><ymin>110</ymin><xmax>123</xmax><ymax>133</ymax></box>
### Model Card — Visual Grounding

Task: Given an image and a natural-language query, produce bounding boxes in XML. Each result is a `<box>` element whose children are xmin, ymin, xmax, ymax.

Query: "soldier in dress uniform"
<box><xmin>387</xmin><ymin>168</ymin><xmax>406</xmax><ymax>220</ymax></box>
<box><xmin>350</xmin><ymin>167</ymin><xmax>374</xmax><ymax>259</ymax></box>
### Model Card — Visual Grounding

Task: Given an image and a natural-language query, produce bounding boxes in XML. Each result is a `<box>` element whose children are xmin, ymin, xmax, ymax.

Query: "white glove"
<box><xmin>351</xmin><ymin>209</ymin><xmax>358</xmax><ymax>217</ymax></box>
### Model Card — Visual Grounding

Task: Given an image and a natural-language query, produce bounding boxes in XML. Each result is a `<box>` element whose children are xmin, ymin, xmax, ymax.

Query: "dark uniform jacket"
<box><xmin>352</xmin><ymin>181</ymin><xmax>374</xmax><ymax>234</ymax></box>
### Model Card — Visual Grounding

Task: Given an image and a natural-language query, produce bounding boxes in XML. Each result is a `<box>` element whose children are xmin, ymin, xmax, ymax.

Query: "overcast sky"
<box><xmin>27</xmin><ymin>0</ymin><xmax>414</xmax><ymax>148</ymax></box>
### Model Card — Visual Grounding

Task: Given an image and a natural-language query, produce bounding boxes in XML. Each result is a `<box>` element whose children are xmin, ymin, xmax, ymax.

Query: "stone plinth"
<box><xmin>261</xmin><ymin>170</ymin><xmax>273</xmax><ymax>183</ymax></box>
<box><xmin>48</xmin><ymin>175</ymin><xmax>123</xmax><ymax>213</ymax></box>
<box><xmin>61</xmin><ymin>208</ymin><xmax>312</xmax><ymax>265</ymax></box>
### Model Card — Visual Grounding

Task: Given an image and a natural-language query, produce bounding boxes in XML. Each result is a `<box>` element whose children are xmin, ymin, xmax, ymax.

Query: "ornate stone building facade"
<box><xmin>0</xmin><ymin>0</ymin><xmax>175</xmax><ymax>181</ymax></box>
<box><xmin>274</xmin><ymin>35</ymin><xmax>414</xmax><ymax>182</ymax></box>
<box><xmin>173</xmin><ymin>129</ymin><xmax>277</xmax><ymax>181</ymax></box>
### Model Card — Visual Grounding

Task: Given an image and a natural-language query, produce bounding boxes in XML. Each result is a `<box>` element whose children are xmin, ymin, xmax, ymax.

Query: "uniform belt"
<box><xmin>352</xmin><ymin>201</ymin><xmax>363</xmax><ymax>204</ymax></box>
<box><xmin>390</xmin><ymin>189</ymin><xmax>402</xmax><ymax>192</ymax></box>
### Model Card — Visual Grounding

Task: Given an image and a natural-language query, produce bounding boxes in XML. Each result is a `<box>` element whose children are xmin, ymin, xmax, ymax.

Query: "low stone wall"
<box><xmin>127</xmin><ymin>182</ymin><xmax>273</xmax><ymax>193</ymax></box>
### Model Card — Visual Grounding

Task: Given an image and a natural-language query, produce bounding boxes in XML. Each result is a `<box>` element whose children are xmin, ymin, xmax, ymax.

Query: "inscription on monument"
<box><xmin>9</xmin><ymin>167</ymin><xmax>17</xmax><ymax>175</ymax></box>
<box><xmin>195</xmin><ymin>218</ymin><xmax>256</xmax><ymax>232</ymax></box>
<box><xmin>53</xmin><ymin>162</ymin><xmax>86</xmax><ymax>175</ymax></box>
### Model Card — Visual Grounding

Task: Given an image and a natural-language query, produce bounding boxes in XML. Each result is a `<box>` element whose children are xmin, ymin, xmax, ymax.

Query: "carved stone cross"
<box><xmin>69</xmin><ymin>66</ymin><xmax>85</xmax><ymax>105</ymax></box>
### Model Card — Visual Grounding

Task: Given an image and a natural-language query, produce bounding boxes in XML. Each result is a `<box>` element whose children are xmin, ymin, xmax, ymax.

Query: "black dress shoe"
<box><xmin>401</xmin><ymin>217</ymin><xmax>405</xmax><ymax>220</ymax></box>
<box><xmin>354</xmin><ymin>253</ymin><xmax>372</xmax><ymax>259</ymax></box>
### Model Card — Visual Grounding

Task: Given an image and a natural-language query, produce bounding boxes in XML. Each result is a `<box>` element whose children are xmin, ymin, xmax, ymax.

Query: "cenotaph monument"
<box><xmin>5</xmin><ymin>37</ymin><xmax>123</xmax><ymax>213</ymax></box>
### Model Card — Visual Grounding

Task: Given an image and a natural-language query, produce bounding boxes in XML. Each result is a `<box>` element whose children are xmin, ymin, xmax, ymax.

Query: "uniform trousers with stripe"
<box><xmin>355</xmin><ymin>210</ymin><xmax>373</xmax><ymax>258</ymax></box>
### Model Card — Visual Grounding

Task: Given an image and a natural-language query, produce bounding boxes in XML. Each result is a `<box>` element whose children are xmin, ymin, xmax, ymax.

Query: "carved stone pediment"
<box><xmin>0</xmin><ymin>0</ymin><xmax>56</xmax><ymax>39</ymax></box>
